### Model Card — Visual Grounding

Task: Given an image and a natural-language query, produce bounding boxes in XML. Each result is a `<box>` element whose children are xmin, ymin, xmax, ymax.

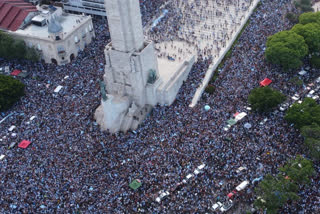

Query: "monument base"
<box><xmin>94</xmin><ymin>95</ymin><xmax>153</xmax><ymax>133</ymax></box>
<box><xmin>95</xmin><ymin>39</ymin><xmax>195</xmax><ymax>133</ymax></box>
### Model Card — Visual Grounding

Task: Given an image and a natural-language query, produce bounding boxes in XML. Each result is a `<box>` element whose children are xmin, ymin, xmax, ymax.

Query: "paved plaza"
<box><xmin>147</xmin><ymin>0</ymin><xmax>259</xmax><ymax>107</ymax></box>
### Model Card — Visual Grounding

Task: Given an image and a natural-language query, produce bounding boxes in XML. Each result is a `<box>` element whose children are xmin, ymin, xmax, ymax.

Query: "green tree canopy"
<box><xmin>0</xmin><ymin>74</ymin><xmax>25</xmax><ymax>111</ymax></box>
<box><xmin>248</xmin><ymin>87</ymin><xmax>286</xmax><ymax>113</ymax></box>
<box><xmin>298</xmin><ymin>11</ymin><xmax>320</xmax><ymax>25</ymax></box>
<box><xmin>279</xmin><ymin>155</ymin><xmax>314</xmax><ymax>185</ymax></box>
<box><xmin>304</xmin><ymin>137</ymin><xmax>320</xmax><ymax>160</ymax></box>
<box><xmin>0</xmin><ymin>31</ymin><xmax>39</xmax><ymax>61</ymax></box>
<box><xmin>254</xmin><ymin>174</ymin><xmax>299</xmax><ymax>214</ymax></box>
<box><xmin>285</xmin><ymin>98</ymin><xmax>320</xmax><ymax>129</ymax></box>
<box><xmin>301</xmin><ymin>123</ymin><xmax>320</xmax><ymax>160</ymax></box>
<box><xmin>295</xmin><ymin>0</ymin><xmax>314</xmax><ymax>13</ymax></box>
<box><xmin>266</xmin><ymin>31</ymin><xmax>308</xmax><ymax>70</ymax></box>
<box><xmin>292</xmin><ymin>23</ymin><xmax>320</xmax><ymax>53</ymax></box>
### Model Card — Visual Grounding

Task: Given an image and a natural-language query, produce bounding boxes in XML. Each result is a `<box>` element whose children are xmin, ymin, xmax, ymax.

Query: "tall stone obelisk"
<box><xmin>106</xmin><ymin>0</ymin><xmax>144</xmax><ymax>52</ymax></box>
<box><xmin>95</xmin><ymin>0</ymin><xmax>161</xmax><ymax>133</ymax></box>
<box><xmin>95</xmin><ymin>0</ymin><xmax>195</xmax><ymax>133</ymax></box>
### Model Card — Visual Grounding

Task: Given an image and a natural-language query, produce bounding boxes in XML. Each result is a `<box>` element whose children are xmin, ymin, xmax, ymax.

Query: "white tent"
<box><xmin>235</xmin><ymin>180</ymin><xmax>249</xmax><ymax>191</ymax></box>
<box><xmin>186</xmin><ymin>174</ymin><xmax>193</xmax><ymax>179</ymax></box>
<box><xmin>8</xmin><ymin>125</ymin><xmax>16</xmax><ymax>132</ymax></box>
<box><xmin>54</xmin><ymin>85</ymin><xmax>63</xmax><ymax>93</ymax></box>
<box><xmin>235</xmin><ymin>112</ymin><xmax>247</xmax><ymax>121</ymax></box>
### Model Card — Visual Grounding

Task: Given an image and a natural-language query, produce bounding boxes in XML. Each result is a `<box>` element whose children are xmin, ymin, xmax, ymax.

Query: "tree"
<box><xmin>286</xmin><ymin>12</ymin><xmax>298</xmax><ymax>24</ymax></box>
<box><xmin>292</xmin><ymin>23</ymin><xmax>320</xmax><ymax>53</ymax></box>
<box><xmin>310</xmin><ymin>55</ymin><xmax>320</xmax><ymax>68</ymax></box>
<box><xmin>0</xmin><ymin>31</ymin><xmax>39</xmax><ymax>61</ymax></box>
<box><xmin>0</xmin><ymin>75</ymin><xmax>25</xmax><ymax>111</ymax></box>
<box><xmin>266</xmin><ymin>31</ymin><xmax>308</xmax><ymax>70</ymax></box>
<box><xmin>10</xmin><ymin>40</ymin><xmax>26</xmax><ymax>60</ymax></box>
<box><xmin>298</xmin><ymin>11</ymin><xmax>320</xmax><ymax>25</ymax></box>
<box><xmin>205</xmin><ymin>84</ymin><xmax>215</xmax><ymax>94</ymax></box>
<box><xmin>279</xmin><ymin>155</ymin><xmax>314</xmax><ymax>185</ymax></box>
<box><xmin>248</xmin><ymin>87</ymin><xmax>286</xmax><ymax>113</ymax></box>
<box><xmin>304</xmin><ymin>137</ymin><xmax>320</xmax><ymax>160</ymax></box>
<box><xmin>301</xmin><ymin>123</ymin><xmax>320</xmax><ymax>160</ymax></box>
<box><xmin>295</xmin><ymin>0</ymin><xmax>314</xmax><ymax>13</ymax></box>
<box><xmin>254</xmin><ymin>174</ymin><xmax>299</xmax><ymax>214</ymax></box>
<box><xmin>285</xmin><ymin>98</ymin><xmax>320</xmax><ymax>129</ymax></box>
<box><xmin>25</xmin><ymin>47</ymin><xmax>40</xmax><ymax>62</ymax></box>
<box><xmin>0</xmin><ymin>31</ymin><xmax>14</xmax><ymax>58</ymax></box>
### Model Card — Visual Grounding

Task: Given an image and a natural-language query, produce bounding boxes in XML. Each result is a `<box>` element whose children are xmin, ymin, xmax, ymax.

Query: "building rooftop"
<box><xmin>0</xmin><ymin>0</ymin><xmax>37</xmax><ymax>31</ymax></box>
<box><xmin>15</xmin><ymin>12</ymin><xmax>91</xmax><ymax>41</ymax></box>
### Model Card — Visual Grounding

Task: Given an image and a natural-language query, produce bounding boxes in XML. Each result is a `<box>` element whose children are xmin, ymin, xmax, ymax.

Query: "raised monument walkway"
<box><xmin>189</xmin><ymin>0</ymin><xmax>260</xmax><ymax>107</ymax></box>
<box><xmin>145</xmin><ymin>0</ymin><xmax>260</xmax><ymax>108</ymax></box>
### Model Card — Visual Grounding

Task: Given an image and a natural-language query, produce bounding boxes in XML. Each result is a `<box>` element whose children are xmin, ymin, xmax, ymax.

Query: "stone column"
<box><xmin>105</xmin><ymin>0</ymin><xmax>144</xmax><ymax>52</ymax></box>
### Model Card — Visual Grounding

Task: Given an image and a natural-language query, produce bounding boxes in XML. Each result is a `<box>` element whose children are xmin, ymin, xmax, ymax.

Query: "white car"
<box><xmin>291</xmin><ymin>94</ymin><xmax>300</xmax><ymax>101</ymax></box>
<box><xmin>220</xmin><ymin>200</ymin><xmax>233</xmax><ymax>212</ymax></box>
<box><xmin>259</xmin><ymin>118</ymin><xmax>268</xmax><ymax>125</ymax></box>
<box><xmin>299</xmin><ymin>70</ymin><xmax>307</xmax><ymax>76</ymax></box>
<box><xmin>156</xmin><ymin>190</ymin><xmax>170</xmax><ymax>203</ymax></box>
<box><xmin>316</xmin><ymin>77</ymin><xmax>320</xmax><ymax>83</ymax></box>
<box><xmin>279</xmin><ymin>103</ymin><xmax>289</xmax><ymax>111</ymax></box>
<box><xmin>307</xmin><ymin>90</ymin><xmax>315</xmax><ymax>97</ymax></box>
<box><xmin>212</xmin><ymin>202</ymin><xmax>222</xmax><ymax>211</ymax></box>
<box><xmin>312</xmin><ymin>95</ymin><xmax>319</xmax><ymax>100</ymax></box>
<box><xmin>236</xmin><ymin>166</ymin><xmax>247</xmax><ymax>173</ymax></box>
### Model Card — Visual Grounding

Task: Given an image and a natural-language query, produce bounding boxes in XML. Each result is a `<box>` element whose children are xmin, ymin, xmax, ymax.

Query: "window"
<box><xmin>57</xmin><ymin>46</ymin><xmax>66</xmax><ymax>55</ymax></box>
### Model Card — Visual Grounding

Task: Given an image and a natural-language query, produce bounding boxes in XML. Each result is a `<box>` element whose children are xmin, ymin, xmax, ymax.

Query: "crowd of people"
<box><xmin>0</xmin><ymin>0</ymin><xmax>319</xmax><ymax>213</ymax></box>
<box><xmin>149</xmin><ymin>0</ymin><xmax>256</xmax><ymax>61</ymax></box>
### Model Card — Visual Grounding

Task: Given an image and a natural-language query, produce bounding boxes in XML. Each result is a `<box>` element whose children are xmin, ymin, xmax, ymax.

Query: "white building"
<box><xmin>0</xmin><ymin>0</ymin><xmax>95</xmax><ymax>65</ymax></box>
<box><xmin>63</xmin><ymin>0</ymin><xmax>106</xmax><ymax>17</ymax></box>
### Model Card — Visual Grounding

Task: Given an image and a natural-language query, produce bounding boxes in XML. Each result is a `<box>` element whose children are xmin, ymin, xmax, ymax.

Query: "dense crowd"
<box><xmin>0</xmin><ymin>0</ymin><xmax>319</xmax><ymax>213</ymax></box>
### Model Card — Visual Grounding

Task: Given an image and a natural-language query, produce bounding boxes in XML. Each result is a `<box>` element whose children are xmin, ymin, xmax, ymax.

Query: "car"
<box><xmin>312</xmin><ymin>95</ymin><xmax>319</xmax><ymax>100</ymax></box>
<box><xmin>212</xmin><ymin>202</ymin><xmax>221</xmax><ymax>211</ymax></box>
<box><xmin>260</xmin><ymin>118</ymin><xmax>268</xmax><ymax>125</ymax></box>
<box><xmin>316</xmin><ymin>77</ymin><xmax>320</xmax><ymax>83</ymax></box>
<box><xmin>299</xmin><ymin>70</ymin><xmax>307</xmax><ymax>76</ymax></box>
<box><xmin>220</xmin><ymin>200</ymin><xmax>233</xmax><ymax>212</ymax></box>
<box><xmin>236</xmin><ymin>166</ymin><xmax>247</xmax><ymax>173</ymax></box>
<box><xmin>291</xmin><ymin>94</ymin><xmax>300</xmax><ymax>101</ymax></box>
<box><xmin>307</xmin><ymin>90</ymin><xmax>315</xmax><ymax>97</ymax></box>
<box><xmin>156</xmin><ymin>190</ymin><xmax>170</xmax><ymax>203</ymax></box>
<box><xmin>314</xmin><ymin>85</ymin><xmax>320</xmax><ymax>92</ymax></box>
<box><xmin>279</xmin><ymin>103</ymin><xmax>289</xmax><ymax>111</ymax></box>
<box><xmin>298</xmin><ymin>100</ymin><xmax>302</xmax><ymax>104</ymax></box>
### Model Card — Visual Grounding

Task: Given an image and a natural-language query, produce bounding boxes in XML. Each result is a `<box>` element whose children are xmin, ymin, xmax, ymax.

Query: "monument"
<box><xmin>94</xmin><ymin>0</ymin><xmax>195</xmax><ymax>133</ymax></box>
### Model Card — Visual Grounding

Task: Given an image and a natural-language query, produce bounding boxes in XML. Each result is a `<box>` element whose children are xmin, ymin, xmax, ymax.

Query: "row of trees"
<box><xmin>248</xmin><ymin>87</ymin><xmax>320</xmax><ymax>160</ymax></box>
<box><xmin>0</xmin><ymin>31</ymin><xmax>40</xmax><ymax>62</ymax></box>
<box><xmin>0</xmin><ymin>75</ymin><xmax>25</xmax><ymax>111</ymax></box>
<box><xmin>285</xmin><ymin>98</ymin><xmax>320</xmax><ymax>160</ymax></box>
<box><xmin>266</xmin><ymin>11</ymin><xmax>320</xmax><ymax>71</ymax></box>
<box><xmin>254</xmin><ymin>155</ymin><xmax>314</xmax><ymax>214</ymax></box>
